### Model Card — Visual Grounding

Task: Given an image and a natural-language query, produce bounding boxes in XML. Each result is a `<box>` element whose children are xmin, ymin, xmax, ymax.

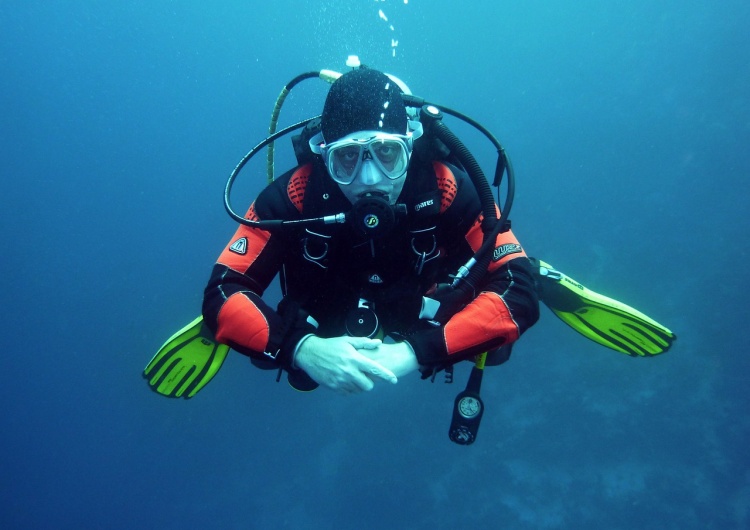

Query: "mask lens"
<box><xmin>329</xmin><ymin>144</ymin><xmax>364</xmax><ymax>184</ymax></box>
<box><xmin>371</xmin><ymin>140</ymin><xmax>408</xmax><ymax>178</ymax></box>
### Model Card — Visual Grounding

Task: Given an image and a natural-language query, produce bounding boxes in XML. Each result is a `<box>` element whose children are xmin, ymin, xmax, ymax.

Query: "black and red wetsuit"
<box><xmin>203</xmin><ymin>157</ymin><xmax>539</xmax><ymax>376</ymax></box>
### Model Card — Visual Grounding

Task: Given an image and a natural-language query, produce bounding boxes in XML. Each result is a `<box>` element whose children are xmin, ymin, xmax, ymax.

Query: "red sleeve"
<box><xmin>440</xmin><ymin>212</ymin><xmax>528</xmax><ymax>353</ymax></box>
<box><xmin>442</xmin><ymin>217</ymin><xmax>529</xmax><ymax>356</ymax></box>
<box><xmin>404</xmin><ymin>179</ymin><xmax>539</xmax><ymax>368</ymax></box>
<box><xmin>202</xmin><ymin>167</ymin><xmax>317</xmax><ymax>367</ymax></box>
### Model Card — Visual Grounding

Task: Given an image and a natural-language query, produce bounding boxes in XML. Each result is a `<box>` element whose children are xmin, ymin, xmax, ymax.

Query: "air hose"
<box><xmin>266</xmin><ymin>70</ymin><xmax>341</xmax><ymax>183</ymax></box>
<box><xmin>411</xmin><ymin>103</ymin><xmax>506</xmax><ymax>305</ymax></box>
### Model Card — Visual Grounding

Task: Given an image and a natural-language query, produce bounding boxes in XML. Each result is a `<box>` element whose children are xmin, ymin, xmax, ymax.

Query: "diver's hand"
<box><xmin>293</xmin><ymin>335</ymin><xmax>398</xmax><ymax>394</ymax></box>
<box><xmin>360</xmin><ymin>341</ymin><xmax>420</xmax><ymax>378</ymax></box>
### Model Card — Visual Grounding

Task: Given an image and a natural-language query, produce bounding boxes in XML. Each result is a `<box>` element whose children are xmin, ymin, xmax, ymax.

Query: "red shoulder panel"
<box><xmin>287</xmin><ymin>164</ymin><xmax>312</xmax><ymax>213</ymax></box>
<box><xmin>433</xmin><ymin>162</ymin><xmax>457</xmax><ymax>213</ymax></box>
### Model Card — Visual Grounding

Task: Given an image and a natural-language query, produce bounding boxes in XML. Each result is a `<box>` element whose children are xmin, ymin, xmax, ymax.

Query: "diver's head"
<box><xmin>311</xmin><ymin>67</ymin><xmax>422</xmax><ymax>205</ymax></box>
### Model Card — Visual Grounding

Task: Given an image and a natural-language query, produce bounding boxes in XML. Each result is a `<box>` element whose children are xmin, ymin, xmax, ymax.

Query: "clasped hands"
<box><xmin>293</xmin><ymin>335</ymin><xmax>420</xmax><ymax>394</ymax></box>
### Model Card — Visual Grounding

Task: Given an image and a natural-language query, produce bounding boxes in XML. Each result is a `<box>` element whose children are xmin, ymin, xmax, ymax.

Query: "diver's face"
<box><xmin>315</xmin><ymin>129</ymin><xmax>414</xmax><ymax>205</ymax></box>
<box><xmin>326</xmin><ymin>132</ymin><xmax>411</xmax><ymax>205</ymax></box>
<box><xmin>336</xmin><ymin>158</ymin><xmax>407</xmax><ymax>206</ymax></box>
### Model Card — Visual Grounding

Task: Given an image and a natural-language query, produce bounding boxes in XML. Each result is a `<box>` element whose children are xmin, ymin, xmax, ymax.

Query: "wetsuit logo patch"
<box><xmin>492</xmin><ymin>243</ymin><xmax>522</xmax><ymax>262</ymax></box>
<box><xmin>229</xmin><ymin>237</ymin><xmax>248</xmax><ymax>255</ymax></box>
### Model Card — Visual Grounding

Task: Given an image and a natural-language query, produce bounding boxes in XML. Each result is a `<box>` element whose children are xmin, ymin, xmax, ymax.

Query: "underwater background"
<box><xmin>2</xmin><ymin>1</ymin><xmax>749</xmax><ymax>528</ymax></box>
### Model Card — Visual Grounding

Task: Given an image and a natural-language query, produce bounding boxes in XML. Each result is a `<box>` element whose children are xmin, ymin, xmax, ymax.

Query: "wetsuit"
<box><xmin>203</xmin><ymin>157</ymin><xmax>539</xmax><ymax>377</ymax></box>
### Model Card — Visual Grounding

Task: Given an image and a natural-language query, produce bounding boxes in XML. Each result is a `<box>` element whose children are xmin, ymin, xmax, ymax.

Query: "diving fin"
<box><xmin>531</xmin><ymin>258</ymin><xmax>676</xmax><ymax>356</ymax></box>
<box><xmin>143</xmin><ymin>316</ymin><xmax>229</xmax><ymax>398</ymax></box>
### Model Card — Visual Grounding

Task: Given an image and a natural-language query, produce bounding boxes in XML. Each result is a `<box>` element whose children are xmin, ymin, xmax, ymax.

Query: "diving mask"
<box><xmin>310</xmin><ymin>122</ymin><xmax>423</xmax><ymax>185</ymax></box>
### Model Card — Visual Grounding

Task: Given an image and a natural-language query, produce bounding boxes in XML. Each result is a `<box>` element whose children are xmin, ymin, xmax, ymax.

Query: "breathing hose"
<box><xmin>266</xmin><ymin>70</ymin><xmax>341</xmax><ymax>183</ymax></box>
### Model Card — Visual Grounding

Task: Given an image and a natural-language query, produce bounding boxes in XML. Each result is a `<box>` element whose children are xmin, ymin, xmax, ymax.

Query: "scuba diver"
<box><xmin>144</xmin><ymin>61</ymin><xmax>675</xmax><ymax>444</ymax></box>
<box><xmin>202</xmin><ymin>66</ymin><xmax>539</xmax><ymax>393</ymax></box>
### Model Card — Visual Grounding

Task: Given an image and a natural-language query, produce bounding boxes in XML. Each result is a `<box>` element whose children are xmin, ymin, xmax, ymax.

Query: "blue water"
<box><xmin>2</xmin><ymin>1</ymin><xmax>749</xmax><ymax>528</ymax></box>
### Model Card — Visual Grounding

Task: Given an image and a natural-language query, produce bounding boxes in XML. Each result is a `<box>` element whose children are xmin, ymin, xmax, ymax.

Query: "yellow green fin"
<box><xmin>533</xmin><ymin>259</ymin><xmax>676</xmax><ymax>356</ymax></box>
<box><xmin>143</xmin><ymin>316</ymin><xmax>229</xmax><ymax>398</ymax></box>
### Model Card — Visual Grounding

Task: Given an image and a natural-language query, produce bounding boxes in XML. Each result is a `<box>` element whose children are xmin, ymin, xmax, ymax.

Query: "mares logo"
<box><xmin>364</xmin><ymin>214</ymin><xmax>379</xmax><ymax>228</ymax></box>
<box><xmin>415</xmin><ymin>199</ymin><xmax>434</xmax><ymax>211</ymax></box>
<box><xmin>562</xmin><ymin>276</ymin><xmax>584</xmax><ymax>291</ymax></box>
<box><xmin>492</xmin><ymin>243</ymin><xmax>522</xmax><ymax>262</ymax></box>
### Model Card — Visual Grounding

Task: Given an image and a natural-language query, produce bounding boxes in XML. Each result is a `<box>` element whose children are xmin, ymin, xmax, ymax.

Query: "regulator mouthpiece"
<box><xmin>348</xmin><ymin>193</ymin><xmax>406</xmax><ymax>238</ymax></box>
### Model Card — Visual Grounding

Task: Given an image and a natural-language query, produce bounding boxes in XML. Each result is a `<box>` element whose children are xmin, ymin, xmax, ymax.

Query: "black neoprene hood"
<box><xmin>320</xmin><ymin>67</ymin><xmax>408</xmax><ymax>143</ymax></box>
